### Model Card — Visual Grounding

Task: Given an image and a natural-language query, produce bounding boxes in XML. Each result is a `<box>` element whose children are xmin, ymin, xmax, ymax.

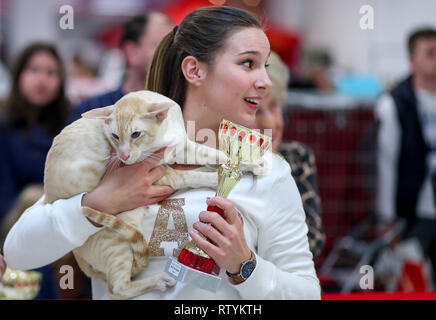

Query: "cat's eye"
<box><xmin>131</xmin><ymin>131</ymin><xmax>141</xmax><ymax>139</ymax></box>
<box><xmin>112</xmin><ymin>133</ymin><xmax>119</xmax><ymax>140</ymax></box>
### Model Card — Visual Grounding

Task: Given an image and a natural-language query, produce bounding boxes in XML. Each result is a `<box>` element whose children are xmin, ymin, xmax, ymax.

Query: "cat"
<box><xmin>43</xmin><ymin>90</ymin><xmax>230</xmax><ymax>299</ymax></box>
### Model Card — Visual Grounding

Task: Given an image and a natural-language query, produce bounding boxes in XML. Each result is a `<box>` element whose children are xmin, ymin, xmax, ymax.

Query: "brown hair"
<box><xmin>146</xmin><ymin>6</ymin><xmax>262</xmax><ymax>109</ymax></box>
<box><xmin>2</xmin><ymin>42</ymin><xmax>70</xmax><ymax>137</ymax></box>
<box><xmin>408</xmin><ymin>27</ymin><xmax>436</xmax><ymax>57</ymax></box>
<box><xmin>121</xmin><ymin>12</ymin><xmax>172</xmax><ymax>46</ymax></box>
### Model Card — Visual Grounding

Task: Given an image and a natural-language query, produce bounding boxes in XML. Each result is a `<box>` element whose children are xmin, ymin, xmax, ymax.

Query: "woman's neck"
<box><xmin>183</xmin><ymin>92</ymin><xmax>220</xmax><ymax>150</ymax></box>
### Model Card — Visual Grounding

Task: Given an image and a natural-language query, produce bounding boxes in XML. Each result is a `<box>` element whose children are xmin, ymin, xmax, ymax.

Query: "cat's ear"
<box><xmin>81</xmin><ymin>105</ymin><xmax>115</xmax><ymax>122</ymax></box>
<box><xmin>143</xmin><ymin>102</ymin><xmax>173</xmax><ymax>122</ymax></box>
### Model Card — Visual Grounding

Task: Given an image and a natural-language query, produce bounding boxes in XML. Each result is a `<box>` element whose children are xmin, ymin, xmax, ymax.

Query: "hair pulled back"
<box><xmin>146</xmin><ymin>6</ymin><xmax>262</xmax><ymax>109</ymax></box>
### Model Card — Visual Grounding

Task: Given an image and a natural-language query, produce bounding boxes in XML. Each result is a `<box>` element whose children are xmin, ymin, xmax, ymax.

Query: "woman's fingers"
<box><xmin>148</xmin><ymin>165</ymin><xmax>168</xmax><ymax>183</ymax></box>
<box><xmin>189</xmin><ymin>197</ymin><xmax>251</xmax><ymax>273</ymax></box>
<box><xmin>193</xmin><ymin>218</ymin><xmax>230</xmax><ymax>248</ymax></box>
<box><xmin>197</xmin><ymin>210</ymin><xmax>235</xmax><ymax>239</ymax></box>
<box><xmin>147</xmin><ymin>185</ymin><xmax>175</xmax><ymax>199</ymax></box>
<box><xmin>83</xmin><ymin>148</ymin><xmax>176</xmax><ymax>215</ymax></box>
<box><xmin>206</xmin><ymin>197</ymin><xmax>242</xmax><ymax>225</ymax></box>
<box><xmin>189</xmin><ymin>230</ymin><xmax>224</xmax><ymax>262</ymax></box>
<box><xmin>139</xmin><ymin>147</ymin><xmax>169</xmax><ymax>171</ymax></box>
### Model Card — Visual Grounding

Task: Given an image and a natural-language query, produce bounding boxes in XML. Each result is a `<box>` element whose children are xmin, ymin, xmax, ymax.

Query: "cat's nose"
<box><xmin>120</xmin><ymin>153</ymin><xmax>130</xmax><ymax>161</ymax></box>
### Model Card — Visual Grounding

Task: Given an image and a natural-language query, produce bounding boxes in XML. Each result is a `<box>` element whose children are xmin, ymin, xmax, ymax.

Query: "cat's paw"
<box><xmin>217</xmin><ymin>150</ymin><xmax>229</xmax><ymax>165</ymax></box>
<box><xmin>240</xmin><ymin>156</ymin><xmax>271</xmax><ymax>176</ymax></box>
<box><xmin>154</xmin><ymin>272</ymin><xmax>177</xmax><ymax>291</ymax></box>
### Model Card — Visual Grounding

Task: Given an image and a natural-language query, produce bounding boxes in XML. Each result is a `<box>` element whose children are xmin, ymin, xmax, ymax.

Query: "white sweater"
<box><xmin>4</xmin><ymin>154</ymin><xmax>320</xmax><ymax>300</ymax></box>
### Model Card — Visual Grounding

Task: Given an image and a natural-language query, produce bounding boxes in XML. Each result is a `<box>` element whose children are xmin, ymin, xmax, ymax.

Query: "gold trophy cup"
<box><xmin>177</xmin><ymin>119</ymin><xmax>271</xmax><ymax>275</ymax></box>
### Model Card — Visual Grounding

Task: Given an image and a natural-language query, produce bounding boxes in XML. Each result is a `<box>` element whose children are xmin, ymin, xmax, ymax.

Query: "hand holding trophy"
<box><xmin>165</xmin><ymin>119</ymin><xmax>271</xmax><ymax>291</ymax></box>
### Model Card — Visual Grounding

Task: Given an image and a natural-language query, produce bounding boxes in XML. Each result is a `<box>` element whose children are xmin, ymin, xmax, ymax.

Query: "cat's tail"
<box><xmin>81</xmin><ymin>206</ymin><xmax>149</xmax><ymax>272</ymax></box>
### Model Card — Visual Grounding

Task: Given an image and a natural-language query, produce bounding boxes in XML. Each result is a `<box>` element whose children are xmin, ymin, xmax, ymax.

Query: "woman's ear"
<box><xmin>181</xmin><ymin>55</ymin><xmax>207</xmax><ymax>86</ymax></box>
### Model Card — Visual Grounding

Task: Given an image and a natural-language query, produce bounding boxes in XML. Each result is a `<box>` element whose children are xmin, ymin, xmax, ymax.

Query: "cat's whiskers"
<box><xmin>105</xmin><ymin>156</ymin><xmax>121</xmax><ymax>176</ymax></box>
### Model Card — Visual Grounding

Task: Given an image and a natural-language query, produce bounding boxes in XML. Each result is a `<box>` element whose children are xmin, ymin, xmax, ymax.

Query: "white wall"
<box><xmin>267</xmin><ymin>0</ymin><xmax>305</xmax><ymax>31</ymax></box>
<box><xmin>6</xmin><ymin>0</ymin><xmax>57</xmax><ymax>60</ymax></box>
<box><xmin>269</xmin><ymin>0</ymin><xmax>436</xmax><ymax>86</ymax></box>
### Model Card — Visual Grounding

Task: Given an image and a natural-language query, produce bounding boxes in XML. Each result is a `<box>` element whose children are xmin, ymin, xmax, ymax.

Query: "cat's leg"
<box><xmin>155</xmin><ymin>169</ymin><xmax>218</xmax><ymax>190</ymax></box>
<box><xmin>106</xmin><ymin>248</ymin><xmax>176</xmax><ymax>299</ymax></box>
<box><xmin>81</xmin><ymin>206</ymin><xmax>150</xmax><ymax>272</ymax></box>
<box><xmin>174</xmin><ymin>139</ymin><xmax>228</xmax><ymax>166</ymax></box>
<box><xmin>72</xmin><ymin>249</ymin><xmax>106</xmax><ymax>281</ymax></box>
<box><xmin>239</xmin><ymin>155</ymin><xmax>271</xmax><ymax>176</ymax></box>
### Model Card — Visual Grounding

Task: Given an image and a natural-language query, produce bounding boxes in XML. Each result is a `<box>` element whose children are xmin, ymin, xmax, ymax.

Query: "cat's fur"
<box><xmin>43</xmin><ymin>90</ymin><xmax>229</xmax><ymax>299</ymax></box>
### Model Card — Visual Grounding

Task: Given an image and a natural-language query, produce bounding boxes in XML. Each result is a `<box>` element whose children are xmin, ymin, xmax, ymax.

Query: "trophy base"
<box><xmin>178</xmin><ymin>247</ymin><xmax>220</xmax><ymax>274</ymax></box>
<box><xmin>164</xmin><ymin>257</ymin><xmax>222</xmax><ymax>293</ymax></box>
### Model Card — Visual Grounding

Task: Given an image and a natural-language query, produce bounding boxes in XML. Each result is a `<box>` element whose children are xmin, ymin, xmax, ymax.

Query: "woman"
<box><xmin>255</xmin><ymin>52</ymin><xmax>325</xmax><ymax>259</ymax></box>
<box><xmin>0</xmin><ymin>43</ymin><xmax>69</xmax><ymax>218</ymax></box>
<box><xmin>0</xmin><ymin>43</ymin><xmax>70</xmax><ymax>299</ymax></box>
<box><xmin>4</xmin><ymin>7</ymin><xmax>320</xmax><ymax>299</ymax></box>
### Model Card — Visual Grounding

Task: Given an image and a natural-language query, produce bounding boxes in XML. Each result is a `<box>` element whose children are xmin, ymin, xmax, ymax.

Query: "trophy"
<box><xmin>165</xmin><ymin>119</ymin><xmax>271</xmax><ymax>291</ymax></box>
<box><xmin>0</xmin><ymin>268</ymin><xmax>42</xmax><ymax>300</ymax></box>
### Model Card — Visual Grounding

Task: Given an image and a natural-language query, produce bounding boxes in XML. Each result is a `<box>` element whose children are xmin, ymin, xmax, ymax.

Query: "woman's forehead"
<box><xmin>223</xmin><ymin>27</ymin><xmax>270</xmax><ymax>58</ymax></box>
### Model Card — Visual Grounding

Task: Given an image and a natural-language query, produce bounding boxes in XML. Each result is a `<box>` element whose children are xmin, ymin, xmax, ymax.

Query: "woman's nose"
<box><xmin>255</xmin><ymin>70</ymin><xmax>272</xmax><ymax>91</ymax></box>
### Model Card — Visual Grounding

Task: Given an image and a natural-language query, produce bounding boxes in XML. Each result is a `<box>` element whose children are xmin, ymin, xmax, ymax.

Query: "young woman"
<box><xmin>4</xmin><ymin>7</ymin><xmax>320</xmax><ymax>299</ymax></box>
<box><xmin>0</xmin><ymin>43</ymin><xmax>69</xmax><ymax>218</ymax></box>
<box><xmin>0</xmin><ymin>42</ymin><xmax>70</xmax><ymax>299</ymax></box>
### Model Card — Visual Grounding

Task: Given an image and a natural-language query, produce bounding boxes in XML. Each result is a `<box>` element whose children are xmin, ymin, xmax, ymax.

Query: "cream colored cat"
<box><xmin>43</xmin><ymin>90</ymin><xmax>229</xmax><ymax>299</ymax></box>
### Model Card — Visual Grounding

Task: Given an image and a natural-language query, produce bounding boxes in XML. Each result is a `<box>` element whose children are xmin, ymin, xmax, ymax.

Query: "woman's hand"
<box><xmin>0</xmin><ymin>253</ymin><xmax>6</xmax><ymax>280</ymax></box>
<box><xmin>189</xmin><ymin>197</ymin><xmax>251</xmax><ymax>274</ymax></box>
<box><xmin>82</xmin><ymin>148</ymin><xmax>175</xmax><ymax>217</ymax></box>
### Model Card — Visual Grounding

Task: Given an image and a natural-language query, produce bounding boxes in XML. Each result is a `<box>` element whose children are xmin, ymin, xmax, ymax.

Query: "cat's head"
<box><xmin>82</xmin><ymin>90</ymin><xmax>177</xmax><ymax>165</ymax></box>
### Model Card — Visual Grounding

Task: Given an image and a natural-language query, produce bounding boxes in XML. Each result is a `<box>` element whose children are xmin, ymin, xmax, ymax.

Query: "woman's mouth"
<box><xmin>244</xmin><ymin>98</ymin><xmax>260</xmax><ymax>111</ymax></box>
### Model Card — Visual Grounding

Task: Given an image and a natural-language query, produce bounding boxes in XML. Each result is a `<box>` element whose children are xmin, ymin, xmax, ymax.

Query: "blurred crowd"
<box><xmin>1</xmin><ymin>2</ymin><xmax>436</xmax><ymax>299</ymax></box>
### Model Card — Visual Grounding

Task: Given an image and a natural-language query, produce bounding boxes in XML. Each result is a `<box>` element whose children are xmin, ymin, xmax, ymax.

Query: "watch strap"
<box><xmin>226</xmin><ymin>250</ymin><xmax>256</xmax><ymax>284</ymax></box>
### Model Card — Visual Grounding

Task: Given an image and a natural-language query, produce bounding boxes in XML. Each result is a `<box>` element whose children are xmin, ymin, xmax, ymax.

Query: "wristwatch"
<box><xmin>226</xmin><ymin>250</ymin><xmax>256</xmax><ymax>284</ymax></box>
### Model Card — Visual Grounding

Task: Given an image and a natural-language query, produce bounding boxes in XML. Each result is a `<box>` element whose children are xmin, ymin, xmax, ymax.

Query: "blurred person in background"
<box><xmin>63</xmin><ymin>39</ymin><xmax>115</xmax><ymax>106</ymax></box>
<box><xmin>70</xmin><ymin>11</ymin><xmax>173</xmax><ymax>122</ymax></box>
<box><xmin>0</xmin><ymin>33</ymin><xmax>11</xmax><ymax>99</ymax></box>
<box><xmin>0</xmin><ymin>252</ymin><xmax>6</xmax><ymax>280</ymax></box>
<box><xmin>0</xmin><ymin>60</ymin><xmax>10</xmax><ymax>99</ymax></box>
<box><xmin>0</xmin><ymin>42</ymin><xmax>70</xmax><ymax>299</ymax></box>
<box><xmin>256</xmin><ymin>52</ymin><xmax>325</xmax><ymax>259</ymax></box>
<box><xmin>376</xmin><ymin>28</ymin><xmax>436</xmax><ymax>281</ymax></box>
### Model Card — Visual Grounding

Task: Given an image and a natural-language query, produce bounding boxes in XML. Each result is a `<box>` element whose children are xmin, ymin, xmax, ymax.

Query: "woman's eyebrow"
<box><xmin>237</xmin><ymin>50</ymin><xmax>260</xmax><ymax>56</ymax></box>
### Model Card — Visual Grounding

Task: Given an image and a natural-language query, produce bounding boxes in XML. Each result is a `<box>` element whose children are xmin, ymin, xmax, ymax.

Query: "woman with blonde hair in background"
<box><xmin>256</xmin><ymin>52</ymin><xmax>325</xmax><ymax>258</ymax></box>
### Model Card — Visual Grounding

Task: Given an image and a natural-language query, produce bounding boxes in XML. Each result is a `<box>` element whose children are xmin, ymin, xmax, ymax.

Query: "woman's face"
<box><xmin>200</xmin><ymin>27</ymin><xmax>272</xmax><ymax>129</ymax></box>
<box><xmin>256</xmin><ymin>92</ymin><xmax>284</xmax><ymax>151</ymax></box>
<box><xmin>19</xmin><ymin>51</ymin><xmax>61</xmax><ymax>108</ymax></box>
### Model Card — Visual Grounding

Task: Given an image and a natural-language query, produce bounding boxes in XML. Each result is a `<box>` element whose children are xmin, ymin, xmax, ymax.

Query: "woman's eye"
<box><xmin>27</xmin><ymin>66</ymin><xmax>39</xmax><ymax>73</ymax></box>
<box><xmin>242</xmin><ymin>60</ymin><xmax>253</xmax><ymax>68</ymax></box>
<box><xmin>112</xmin><ymin>133</ymin><xmax>119</xmax><ymax>140</ymax></box>
<box><xmin>131</xmin><ymin>131</ymin><xmax>141</xmax><ymax>139</ymax></box>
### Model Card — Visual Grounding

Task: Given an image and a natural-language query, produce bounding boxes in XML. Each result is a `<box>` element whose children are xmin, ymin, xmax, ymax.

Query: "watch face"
<box><xmin>241</xmin><ymin>261</ymin><xmax>256</xmax><ymax>280</ymax></box>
